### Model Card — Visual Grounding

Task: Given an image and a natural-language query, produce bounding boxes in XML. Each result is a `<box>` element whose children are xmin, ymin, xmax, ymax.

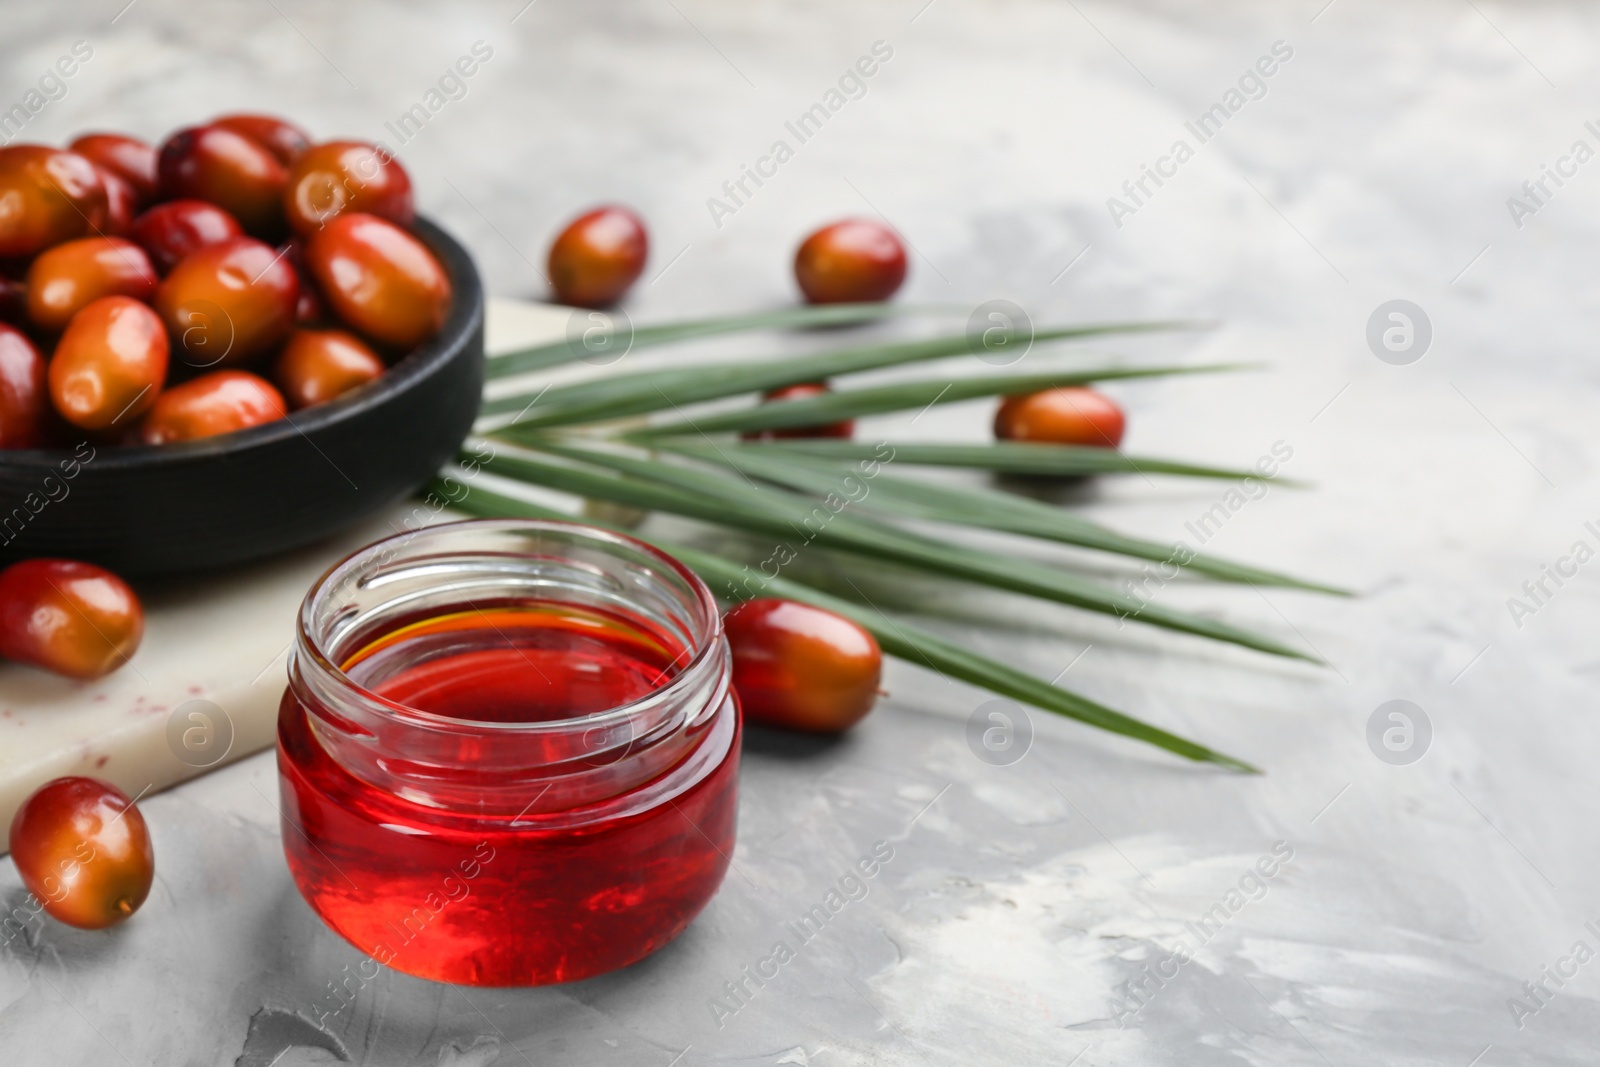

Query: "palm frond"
<box><xmin>653</xmin><ymin>440</ymin><xmax>1345</xmax><ymax>594</ymax></box>
<box><xmin>483</xmin><ymin>323</ymin><xmax>1203</xmax><ymax>425</ymax></box>
<box><xmin>717</xmin><ymin>440</ymin><xmax>1292</xmax><ymax>481</ymax></box>
<box><xmin>633</xmin><ymin>363</ymin><xmax>1247</xmax><ymax>438</ymax></box>
<box><xmin>485</xmin><ymin>303</ymin><xmax>967</xmax><ymax>380</ymax></box>
<box><xmin>460</xmin><ymin>310</ymin><xmax>1333</xmax><ymax>770</ymax></box>
<box><xmin>433</xmin><ymin>477</ymin><xmax>1258</xmax><ymax>773</ymax></box>
<box><xmin>476</xmin><ymin>439</ymin><xmax>1317</xmax><ymax>662</ymax></box>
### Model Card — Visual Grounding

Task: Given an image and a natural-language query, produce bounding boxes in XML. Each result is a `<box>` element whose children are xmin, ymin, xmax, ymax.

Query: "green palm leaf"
<box><xmin>632</xmin><ymin>363</ymin><xmax>1245</xmax><ymax>438</ymax></box>
<box><xmin>718</xmin><ymin>440</ymin><xmax>1287</xmax><ymax>481</ymax></box>
<box><xmin>483</xmin><ymin>323</ymin><xmax>1201</xmax><ymax>425</ymax></box>
<box><xmin>432</xmin><ymin>477</ymin><xmax>1257</xmax><ymax>773</ymax></box>
<box><xmin>653</xmin><ymin>440</ymin><xmax>1344</xmax><ymax>594</ymax></box>
<box><xmin>477</xmin><ymin>439</ymin><xmax>1316</xmax><ymax>662</ymax></box>
<box><xmin>464</xmin><ymin>309</ymin><xmax>1334</xmax><ymax>770</ymax></box>
<box><xmin>485</xmin><ymin>303</ymin><xmax>969</xmax><ymax>380</ymax></box>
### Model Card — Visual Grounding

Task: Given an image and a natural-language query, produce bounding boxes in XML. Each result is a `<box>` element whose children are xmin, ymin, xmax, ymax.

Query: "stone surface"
<box><xmin>0</xmin><ymin>1</ymin><xmax>1593</xmax><ymax>1064</ymax></box>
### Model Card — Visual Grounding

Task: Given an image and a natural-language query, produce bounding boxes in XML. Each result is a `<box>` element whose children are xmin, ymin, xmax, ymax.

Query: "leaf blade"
<box><xmin>484</xmin><ymin>440</ymin><xmax>1318</xmax><ymax>662</ymax></box>
<box><xmin>718</xmin><ymin>440</ymin><xmax>1294</xmax><ymax>482</ymax></box>
<box><xmin>482</xmin><ymin>322</ymin><xmax>1202</xmax><ymax>424</ymax></box>
<box><xmin>656</xmin><ymin>440</ymin><xmax>1345</xmax><ymax>594</ymax></box>
<box><xmin>484</xmin><ymin>303</ymin><xmax>961</xmax><ymax>380</ymax></box>
<box><xmin>633</xmin><ymin>363</ymin><xmax>1246</xmax><ymax>437</ymax></box>
<box><xmin>433</xmin><ymin>477</ymin><xmax>1256</xmax><ymax>772</ymax></box>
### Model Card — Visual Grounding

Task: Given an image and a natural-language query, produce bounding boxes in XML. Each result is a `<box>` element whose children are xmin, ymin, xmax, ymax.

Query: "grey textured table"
<box><xmin>1</xmin><ymin>1</ymin><xmax>1595</xmax><ymax>1064</ymax></box>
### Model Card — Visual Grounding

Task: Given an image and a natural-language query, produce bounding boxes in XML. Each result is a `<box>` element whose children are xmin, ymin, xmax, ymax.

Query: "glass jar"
<box><xmin>276</xmin><ymin>518</ymin><xmax>740</xmax><ymax>986</ymax></box>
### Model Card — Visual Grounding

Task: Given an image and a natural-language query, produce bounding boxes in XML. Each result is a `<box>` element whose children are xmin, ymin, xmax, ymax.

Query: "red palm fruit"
<box><xmin>0</xmin><ymin>146</ymin><xmax>108</xmax><ymax>259</ymax></box>
<box><xmin>0</xmin><ymin>324</ymin><xmax>47</xmax><ymax>448</ymax></box>
<box><xmin>210</xmin><ymin>113</ymin><xmax>312</xmax><ymax>166</ymax></box>
<box><xmin>153</xmin><ymin>236</ymin><xmax>298</xmax><ymax>367</ymax></box>
<box><xmin>304</xmin><ymin>213</ymin><xmax>450</xmax><ymax>349</ymax></box>
<box><xmin>69</xmin><ymin>134</ymin><xmax>159</xmax><ymax>203</ymax></box>
<box><xmin>723</xmin><ymin>598</ymin><xmax>882</xmax><ymax>733</ymax></box>
<box><xmin>993</xmin><ymin>386</ymin><xmax>1125</xmax><ymax>448</ymax></box>
<box><xmin>282</xmin><ymin>141</ymin><xmax>413</xmax><ymax>235</ymax></box>
<box><xmin>157</xmin><ymin>125</ymin><xmax>288</xmax><ymax>236</ymax></box>
<box><xmin>793</xmin><ymin>219</ymin><xmax>906</xmax><ymax>304</ymax></box>
<box><xmin>9</xmin><ymin>776</ymin><xmax>153</xmax><ymax>929</ymax></box>
<box><xmin>48</xmin><ymin>296</ymin><xmax>167</xmax><ymax>431</ymax></box>
<box><xmin>26</xmin><ymin>237</ymin><xmax>158</xmax><ymax>333</ymax></box>
<box><xmin>546</xmin><ymin>206</ymin><xmax>648</xmax><ymax>308</ymax></box>
<box><xmin>129</xmin><ymin>200</ymin><xmax>245</xmax><ymax>275</ymax></box>
<box><xmin>136</xmin><ymin>369</ymin><xmax>286</xmax><ymax>444</ymax></box>
<box><xmin>0</xmin><ymin>560</ymin><xmax>144</xmax><ymax>680</ymax></box>
<box><xmin>272</xmin><ymin>328</ymin><xmax>385</xmax><ymax>409</ymax></box>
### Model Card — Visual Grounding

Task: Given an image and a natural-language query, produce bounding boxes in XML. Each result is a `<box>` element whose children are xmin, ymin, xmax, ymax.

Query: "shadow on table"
<box><xmin>0</xmin><ymin>885</ymin><xmax>134</xmax><ymax>968</ymax></box>
<box><xmin>739</xmin><ymin>723</ymin><xmax>854</xmax><ymax>762</ymax></box>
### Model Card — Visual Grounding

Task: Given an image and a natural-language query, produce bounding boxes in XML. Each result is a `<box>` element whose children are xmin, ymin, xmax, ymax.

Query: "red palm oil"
<box><xmin>277</xmin><ymin>520</ymin><xmax>739</xmax><ymax>986</ymax></box>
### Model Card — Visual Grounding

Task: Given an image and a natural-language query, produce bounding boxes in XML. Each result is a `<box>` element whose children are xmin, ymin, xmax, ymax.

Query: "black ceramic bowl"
<box><xmin>0</xmin><ymin>217</ymin><xmax>485</xmax><ymax>575</ymax></box>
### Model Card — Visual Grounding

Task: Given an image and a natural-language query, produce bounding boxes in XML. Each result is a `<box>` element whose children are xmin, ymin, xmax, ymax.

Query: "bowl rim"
<box><xmin>0</xmin><ymin>215</ymin><xmax>483</xmax><ymax>473</ymax></box>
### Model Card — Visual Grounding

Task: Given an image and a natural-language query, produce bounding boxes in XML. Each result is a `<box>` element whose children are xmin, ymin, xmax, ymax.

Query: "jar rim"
<box><xmin>295</xmin><ymin>516</ymin><xmax>725</xmax><ymax>736</ymax></box>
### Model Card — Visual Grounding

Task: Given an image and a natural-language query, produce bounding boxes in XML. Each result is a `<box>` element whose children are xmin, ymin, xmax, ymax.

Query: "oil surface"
<box><xmin>344</xmin><ymin>604</ymin><xmax>684</xmax><ymax>721</ymax></box>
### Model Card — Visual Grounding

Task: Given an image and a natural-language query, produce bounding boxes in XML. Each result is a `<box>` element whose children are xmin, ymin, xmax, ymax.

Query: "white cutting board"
<box><xmin>0</xmin><ymin>298</ymin><xmax>574</xmax><ymax>845</ymax></box>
